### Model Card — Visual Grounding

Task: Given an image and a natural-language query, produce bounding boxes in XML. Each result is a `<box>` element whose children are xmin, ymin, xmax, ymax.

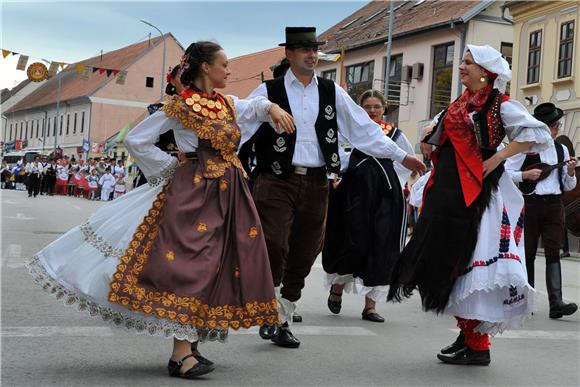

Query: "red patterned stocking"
<box><xmin>456</xmin><ymin>317</ymin><xmax>490</xmax><ymax>351</ymax></box>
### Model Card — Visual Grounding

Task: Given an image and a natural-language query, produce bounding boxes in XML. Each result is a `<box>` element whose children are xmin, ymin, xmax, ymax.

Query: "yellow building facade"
<box><xmin>508</xmin><ymin>1</ymin><xmax>579</xmax><ymax>153</ymax></box>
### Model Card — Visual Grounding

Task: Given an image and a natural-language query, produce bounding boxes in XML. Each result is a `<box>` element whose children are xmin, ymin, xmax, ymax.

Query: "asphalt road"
<box><xmin>1</xmin><ymin>189</ymin><xmax>579</xmax><ymax>386</ymax></box>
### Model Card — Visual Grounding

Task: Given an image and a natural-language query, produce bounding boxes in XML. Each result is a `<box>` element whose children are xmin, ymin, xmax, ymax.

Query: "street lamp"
<box><xmin>140</xmin><ymin>19</ymin><xmax>166</xmax><ymax>101</ymax></box>
<box><xmin>41</xmin><ymin>58</ymin><xmax>62</xmax><ymax>154</ymax></box>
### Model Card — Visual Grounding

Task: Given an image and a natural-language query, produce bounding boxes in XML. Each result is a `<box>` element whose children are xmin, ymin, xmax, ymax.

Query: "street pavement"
<box><xmin>1</xmin><ymin>189</ymin><xmax>579</xmax><ymax>386</ymax></box>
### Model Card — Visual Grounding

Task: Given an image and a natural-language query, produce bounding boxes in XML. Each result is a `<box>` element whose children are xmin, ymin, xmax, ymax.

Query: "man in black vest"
<box><xmin>506</xmin><ymin>102</ymin><xmax>577</xmax><ymax>319</ymax></box>
<box><xmin>248</xmin><ymin>27</ymin><xmax>425</xmax><ymax>348</ymax></box>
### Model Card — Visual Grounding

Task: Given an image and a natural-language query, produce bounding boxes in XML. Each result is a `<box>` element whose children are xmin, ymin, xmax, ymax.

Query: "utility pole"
<box><xmin>384</xmin><ymin>0</ymin><xmax>395</xmax><ymax>101</ymax></box>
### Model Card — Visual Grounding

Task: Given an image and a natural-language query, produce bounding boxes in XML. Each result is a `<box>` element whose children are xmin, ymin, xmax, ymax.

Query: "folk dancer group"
<box><xmin>26</xmin><ymin>26</ymin><xmax>576</xmax><ymax>380</ymax></box>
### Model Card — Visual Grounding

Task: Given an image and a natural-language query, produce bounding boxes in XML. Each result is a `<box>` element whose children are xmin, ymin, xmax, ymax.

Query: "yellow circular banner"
<box><xmin>27</xmin><ymin>62</ymin><xmax>48</xmax><ymax>82</ymax></box>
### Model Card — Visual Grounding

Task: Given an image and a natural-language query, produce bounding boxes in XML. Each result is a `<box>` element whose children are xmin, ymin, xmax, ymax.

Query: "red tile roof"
<box><xmin>1</xmin><ymin>79</ymin><xmax>32</xmax><ymax>104</ymax></box>
<box><xmin>7</xmin><ymin>34</ymin><xmax>179</xmax><ymax>113</ymax></box>
<box><xmin>220</xmin><ymin>47</ymin><xmax>286</xmax><ymax>98</ymax></box>
<box><xmin>318</xmin><ymin>0</ymin><xmax>486</xmax><ymax>53</ymax></box>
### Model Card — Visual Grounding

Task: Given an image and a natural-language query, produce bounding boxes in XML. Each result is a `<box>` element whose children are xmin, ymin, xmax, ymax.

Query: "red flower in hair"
<box><xmin>166</xmin><ymin>68</ymin><xmax>172</xmax><ymax>84</ymax></box>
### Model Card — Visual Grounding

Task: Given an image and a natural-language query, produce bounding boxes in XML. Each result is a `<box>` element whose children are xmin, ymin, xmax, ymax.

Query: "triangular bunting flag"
<box><xmin>98</xmin><ymin>68</ymin><xmax>106</xmax><ymax>75</ymax></box>
<box><xmin>47</xmin><ymin>62</ymin><xmax>60</xmax><ymax>78</ymax></box>
<box><xmin>115</xmin><ymin>70</ymin><xmax>127</xmax><ymax>85</ymax></box>
<box><xmin>112</xmin><ymin>69</ymin><xmax>119</xmax><ymax>76</ymax></box>
<box><xmin>92</xmin><ymin>67</ymin><xmax>99</xmax><ymax>73</ymax></box>
<box><xmin>16</xmin><ymin>55</ymin><xmax>29</xmax><ymax>70</ymax></box>
<box><xmin>59</xmin><ymin>62</ymin><xmax>66</xmax><ymax>69</ymax></box>
<box><xmin>11</xmin><ymin>52</ymin><xmax>18</xmax><ymax>56</ymax></box>
<box><xmin>2</xmin><ymin>50</ymin><xmax>10</xmax><ymax>58</ymax></box>
<box><xmin>106</xmin><ymin>69</ymin><xmax>113</xmax><ymax>77</ymax></box>
<box><xmin>80</xmin><ymin>66</ymin><xmax>92</xmax><ymax>80</ymax></box>
<box><xmin>76</xmin><ymin>64</ymin><xmax>85</xmax><ymax>74</ymax></box>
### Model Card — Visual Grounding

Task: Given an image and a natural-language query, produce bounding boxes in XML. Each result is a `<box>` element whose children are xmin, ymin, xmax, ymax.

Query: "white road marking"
<box><xmin>2</xmin><ymin>325</ymin><xmax>376</xmax><ymax>338</ymax></box>
<box><xmin>449</xmin><ymin>328</ymin><xmax>579</xmax><ymax>340</ymax></box>
<box><xmin>3</xmin><ymin>200</ymin><xmax>17</xmax><ymax>204</ymax></box>
<box><xmin>72</xmin><ymin>205</ymin><xmax>81</xmax><ymax>210</ymax></box>
<box><xmin>234</xmin><ymin>325</ymin><xmax>376</xmax><ymax>336</ymax></box>
<box><xmin>3</xmin><ymin>244</ymin><xmax>24</xmax><ymax>268</ymax></box>
<box><xmin>7</xmin><ymin>213</ymin><xmax>35</xmax><ymax>220</ymax></box>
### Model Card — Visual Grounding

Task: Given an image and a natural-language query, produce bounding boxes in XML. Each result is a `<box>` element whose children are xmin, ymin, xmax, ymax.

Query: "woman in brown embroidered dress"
<box><xmin>26</xmin><ymin>41</ymin><xmax>295</xmax><ymax>379</ymax></box>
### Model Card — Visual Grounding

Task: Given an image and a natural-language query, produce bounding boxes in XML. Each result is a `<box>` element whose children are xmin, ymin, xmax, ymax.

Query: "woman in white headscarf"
<box><xmin>388</xmin><ymin>45</ymin><xmax>552</xmax><ymax>365</ymax></box>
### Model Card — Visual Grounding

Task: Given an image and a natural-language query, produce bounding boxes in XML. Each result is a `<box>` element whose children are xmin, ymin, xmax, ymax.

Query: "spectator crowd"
<box><xmin>1</xmin><ymin>155</ymin><xmax>129</xmax><ymax>201</ymax></box>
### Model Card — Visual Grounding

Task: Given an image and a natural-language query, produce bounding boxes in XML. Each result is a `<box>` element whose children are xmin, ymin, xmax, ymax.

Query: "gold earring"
<box><xmin>480</xmin><ymin>76</ymin><xmax>486</xmax><ymax>83</ymax></box>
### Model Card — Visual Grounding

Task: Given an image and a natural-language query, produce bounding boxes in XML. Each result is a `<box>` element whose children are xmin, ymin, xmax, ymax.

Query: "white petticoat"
<box><xmin>26</xmin><ymin>165</ymin><xmax>225</xmax><ymax>343</ymax></box>
<box><xmin>444</xmin><ymin>171</ymin><xmax>537</xmax><ymax>335</ymax></box>
<box><xmin>325</xmin><ymin>273</ymin><xmax>389</xmax><ymax>303</ymax></box>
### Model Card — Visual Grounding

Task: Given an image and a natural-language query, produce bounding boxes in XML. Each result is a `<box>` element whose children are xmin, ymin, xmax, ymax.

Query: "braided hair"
<box><xmin>179</xmin><ymin>41</ymin><xmax>223</xmax><ymax>88</ymax></box>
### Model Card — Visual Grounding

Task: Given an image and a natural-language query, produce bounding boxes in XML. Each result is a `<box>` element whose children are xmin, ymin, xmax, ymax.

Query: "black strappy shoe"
<box><xmin>327</xmin><ymin>289</ymin><xmax>343</xmax><ymax>314</ymax></box>
<box><xmin>167</xmin><ymin>353</ymin><xmax>215</xmax><ymax>379</ymax></box>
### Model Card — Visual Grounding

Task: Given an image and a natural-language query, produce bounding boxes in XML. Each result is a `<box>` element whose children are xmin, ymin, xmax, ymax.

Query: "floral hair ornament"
<box><xmin>165</xmin><ymin>67</ymin><xmax>173</xmax><ymax>84</ymax></box>
<box><xmin>179</xmin><ymin>53</ymin><xmax>190</xmax><ymax>71</ymax></box>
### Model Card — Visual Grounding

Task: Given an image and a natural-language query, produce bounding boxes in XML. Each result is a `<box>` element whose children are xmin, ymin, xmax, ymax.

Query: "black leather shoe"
<box><xmin>271</xmin><ymin>323</ymin><xmax>300</xmax><ymax>348</ymax></box>
<box><xmin>292</xmin><ymin>312</ymin><xmax>303</xmax><ymax>323</ymax></box>
<box><xmin>168</xmin><ymin>349</ymin><xmax>214</xmax><ymax>373</ymax></box>
<box><xmin>168</xmin><ymin>354</ymin><xmax>215</xmax><ymax>378</ymax></box>
<box><xmin>259</xmin><ymin>324</ymin><xmax>280</xmax><ymax>339</ymax></box>
<box><xmin>550</xmin><ymin>302</ymin><xmax>578</xmax><ymax>319</ymax></box>
<box><xmin>362</xmin><ymin>308</ymin><xmax>385</xmax><ymax>323</ymax></box>
<box><xmin>440</xmin><ymin>332</ymin><xmax>465</xmax><ymax>354</ymax></box>
<box><xmin>437</xmin><ymin>347</ymin><xmax>490</xmax><ymax>366</ymax></box>
<box><xmin>327</xmin><ymin>290</ymin><xmax>342</xmax><ymax>314</ymax></box>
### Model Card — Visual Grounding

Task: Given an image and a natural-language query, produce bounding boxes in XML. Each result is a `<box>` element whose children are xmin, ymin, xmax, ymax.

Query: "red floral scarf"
<box><xmin>429</xmin><ymin>84</ymin><xmax>493</xmax><ymax>206</ymax></box>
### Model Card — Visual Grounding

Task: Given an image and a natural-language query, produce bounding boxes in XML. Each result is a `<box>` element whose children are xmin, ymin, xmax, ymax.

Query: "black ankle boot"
<box><xmin>440</xmin><ymin>332</ymin><xmax>465</xmax><ymax>354</ymax></box>
<box><xmin>547</xmin><ymin>262</ymin><xmax>578</xmax><ymax>319</ymax></box>
<box><xmin>437</xmin><ymin>347</ymin><xmax>491</xmax><ymax>366</ymax></box>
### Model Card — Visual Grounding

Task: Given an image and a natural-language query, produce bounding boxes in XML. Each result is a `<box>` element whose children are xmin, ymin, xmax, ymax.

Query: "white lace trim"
<box><xmin>79</xmin><ymin>221</ymin><xmax>125</xmax><ymax>258</ymax></box>
<box><xmin>445</xmin><ymin>278</ymin><xmax>537</xmax><ymax>336</ymax></box>
<box><xmin>26</xmin><ymin>255</ymin><xmax>228</xmax><ymax>343</ymax></box>
<box><xmin>147</xmin><ymin>159</ymin><xmax>178</xmax><ymax>187</ymax></box>
<box><xmin>324</xmin><ymin>273</ymin><xmax>389</xmax><ymax>303</ymax></box>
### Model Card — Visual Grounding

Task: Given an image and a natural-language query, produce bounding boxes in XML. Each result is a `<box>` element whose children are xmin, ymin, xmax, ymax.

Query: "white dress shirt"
<box><xmin>25</xmin><ymin>162</ymin><xmax>43</xmax><ymax>175</ymax></box>
<box><xmin>247</xmin><ymin>69</ymin><xmax>408</xmax><ymax>168</ymax></box>
<box><xmin>505</xmin><ymin>143</ymin><xmax>577</xmax><ymax>195</ymax></box>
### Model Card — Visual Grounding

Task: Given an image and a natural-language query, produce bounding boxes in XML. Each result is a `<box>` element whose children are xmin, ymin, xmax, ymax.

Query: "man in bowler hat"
<box><xmin>247</xmin><ymin>27</ymin><xmax>425</xmax><ymax>348</ymax></box>
<box><xmin>506</xmin><ymin>102</ymin><xmax>577</xmax><ymax>319</ymax></box>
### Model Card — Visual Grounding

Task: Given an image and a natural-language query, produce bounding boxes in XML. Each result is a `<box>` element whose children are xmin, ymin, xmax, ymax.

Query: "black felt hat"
<box><xmin>279</xmin><ymin>27</ymin><xmax>326</xmax><ymax>47</ymax></box>
<box><xmin>533</xmin><ymin>102</ymin><xmax>564</xmax><ymax>125</ymax></box>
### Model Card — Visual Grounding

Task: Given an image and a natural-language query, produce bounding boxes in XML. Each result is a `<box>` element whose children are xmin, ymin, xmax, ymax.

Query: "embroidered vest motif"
<box><xmin>254</xmin><ymin>77</ymin><xmax>340</xmax><ymax>178</ymax></box>
<box><xmin>162</xmin><ymin>94</ymin><xmax>246</xmax><ymax>179</ymax></box>
<box><xmin>472</xmin><ymin>89</ymin><xmax>506</xmax><ymax>150</ymax></box>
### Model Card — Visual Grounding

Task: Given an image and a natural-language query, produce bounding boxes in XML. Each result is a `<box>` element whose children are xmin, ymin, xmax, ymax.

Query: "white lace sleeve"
<box><xmin>393</xmin><ymin>131</ymin><xmax>415</xmax><ymax>185</ymax></box>
<box><xmin>229</xmin><ymin>91</ymin><xmax>273</xmax><ymax>145</ymax></box>
<box><xmin>123</xmin><ymin>111</ymin><xmax>179</xmax><ymax>182</ymax></box>
<box><xmin>501</xmin><ymin>99</ymin><xmax>552</xmax><ymax>153</ymax></box>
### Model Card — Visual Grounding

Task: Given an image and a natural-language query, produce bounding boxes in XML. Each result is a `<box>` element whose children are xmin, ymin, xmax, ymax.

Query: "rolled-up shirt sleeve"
<box><xmin>124</xmin><ymin>110</ymin><xmax>177</xmax><ymax>179</ymax></box>
<box><xmin>505</xmin><ymin>152</ymin><xmax>526</xmax><ymax>183</ymax></box>
<box><xmin>335</xmin><ymin>85</ymin><xmax>408</xmax><ymax>164</ymax></box>
<box><xmin>562</xmin><ymin>146</ymin><xmax>577</xmax><ymax>191</ymax></box>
